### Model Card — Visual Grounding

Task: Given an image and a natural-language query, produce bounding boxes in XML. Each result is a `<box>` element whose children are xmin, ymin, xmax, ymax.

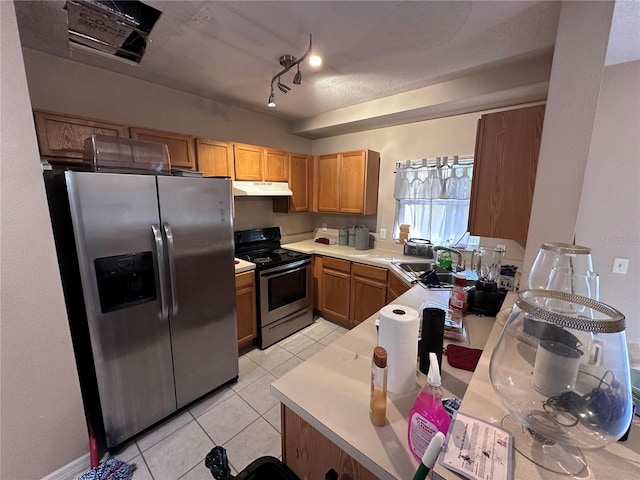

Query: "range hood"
<box><xmin>232</xmin><ymin>181</ymin><xmax>292</xmax><ymax>197</ymax></box>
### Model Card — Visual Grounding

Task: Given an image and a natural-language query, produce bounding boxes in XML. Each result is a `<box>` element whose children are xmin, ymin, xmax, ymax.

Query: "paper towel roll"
<box><xmin>378</xmin><ymin>304</ymin><xmax>420</xmax><ymax>394</ymax></box>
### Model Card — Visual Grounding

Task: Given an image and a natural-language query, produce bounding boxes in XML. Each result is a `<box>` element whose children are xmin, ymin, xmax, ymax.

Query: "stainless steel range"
<box><xmin>234</xmin><ymin>227</ymin><xmax>313</xmax><ymax>349</ymax></box>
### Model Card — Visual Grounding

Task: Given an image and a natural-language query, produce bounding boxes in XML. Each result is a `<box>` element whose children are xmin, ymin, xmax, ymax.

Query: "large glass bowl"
<box><xmin>527</xmin><ymin>243</ymin><xmax>593</xmax><ymax>290</ymax></box>
<box><xmin>489</xmin><ymin>290</ymin><xmax>632</xmax><ymax>475</ymax></box>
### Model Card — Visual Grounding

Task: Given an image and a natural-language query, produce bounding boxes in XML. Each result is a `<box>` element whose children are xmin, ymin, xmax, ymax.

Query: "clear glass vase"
<box><xmin>489</xmin><ymin>289</ymin><xmax>632</xmax><ymax>475</ymax></box>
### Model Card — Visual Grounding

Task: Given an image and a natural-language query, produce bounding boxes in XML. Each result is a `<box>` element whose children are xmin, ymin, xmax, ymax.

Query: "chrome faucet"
<box><xmin>433</xmin><ymin>246</ymin><xmax>464</xmax><ymax>271</ymax></box>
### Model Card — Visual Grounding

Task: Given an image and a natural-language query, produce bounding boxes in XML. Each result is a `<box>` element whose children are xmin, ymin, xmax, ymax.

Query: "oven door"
<box><xmin>259</xmin><ymin>258</ymin><xmax>312</xmax><ymax>327</ymax></box>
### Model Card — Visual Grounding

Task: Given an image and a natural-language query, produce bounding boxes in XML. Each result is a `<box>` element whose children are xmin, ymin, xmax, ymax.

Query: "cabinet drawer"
<box><xmin>235</xmin><ymin>270</ymin><xmax>255</xmax><ymax>289</ymax></box>
<box><xmin>352</xmin><ymin>262</ymin><xmax>387</xmax><ymax>282</ymax></box>
<box><xmin>322</xmin><ymin>256</ymin><xmax>351</xmax><ymax>273</ymax></box>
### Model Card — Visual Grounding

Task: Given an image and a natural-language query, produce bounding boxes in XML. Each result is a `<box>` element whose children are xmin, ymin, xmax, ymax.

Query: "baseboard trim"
<box><xmin>41</xmin><ymin>453</ymin><xmax>90</xmax><ymax>480</ymax></box>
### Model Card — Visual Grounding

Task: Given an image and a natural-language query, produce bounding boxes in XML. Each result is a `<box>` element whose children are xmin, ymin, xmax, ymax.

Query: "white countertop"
<box><xmin>283</xmin><ymin>239</ymin><xmax>477</xmax><ymax>287</ymax></box>
<box><xmin>271</xmin><ymin>285</ymin><xmax>497</xmax><ymax>479</ymax></box>
<box><xmin>234</xmin><ymin>258</ymin><xmax>255</xmax><ymax>274</ymax></box>
<box><xmin>272</xmin><ymin>285</ymin><xmax>640</xmax><ymax>479</ymax></box>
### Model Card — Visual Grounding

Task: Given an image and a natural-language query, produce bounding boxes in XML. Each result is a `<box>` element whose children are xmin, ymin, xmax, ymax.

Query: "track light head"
<box><xmin>293</xmin><ymin>66</ymin><xmax>302</xmax><ymax>85</ymax></box>
<box><xmin>267</xmin><ymin>90</ymin><xmax>276</xmax><ymax>108</ymax></box>
<box><xmin>277</xmin><ymin>80</ymin><xmax>291</xmax><ymax>93</ymax></box>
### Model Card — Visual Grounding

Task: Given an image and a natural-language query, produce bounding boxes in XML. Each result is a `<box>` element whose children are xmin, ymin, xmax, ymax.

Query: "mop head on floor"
<box><xmin>78</xmin><ymin>458</ymin><xmax>136</xmax><ymax>480</ymax></box>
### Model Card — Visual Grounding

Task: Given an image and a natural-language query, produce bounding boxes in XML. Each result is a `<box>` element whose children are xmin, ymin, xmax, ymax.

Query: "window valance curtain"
<box><xmin>393</xmin><ymin>156</ymin><xmax>473</xmax><ymax>201</ymax></box>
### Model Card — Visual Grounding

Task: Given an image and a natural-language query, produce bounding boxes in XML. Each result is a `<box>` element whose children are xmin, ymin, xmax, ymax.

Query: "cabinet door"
<box><xmin>350</xmin><ymin>263</ymin><xmax>388</xmax><ymax>325</ymax></box>
<box><xmin>235</xmin><ymin>271</ymin><xmax>257</xmax><ymax>350</ymax></box>
<box><xmin>233</xmin><ymin>143</ymin><xmax>263</xmax><ymax>181</ymax></box>
<box><xmin>387</xmin><ymin>271</ymin><xmax>410</xmax><ymax>303</ymax></box>
<box><xmin>339</xmin><ymin>151</ymin><xmax>366</xmax><ymax>213</ymax></box>
<box><xmin>282</xmin><ymin>405</ymin><xmax>378</xmax><ymax>480</ymax></box>
<box><xmin>196</xmin><ymin>138</ymin><xmax>234</xmax><ymax>178</ymax></box>
<box><xmin>130</xmin><ymin>127</ymin><xmax>196</xmax><ymax>170</ymax></box>
<box><xmin>315</xmin><ymin>154</ymin><xmax>340</xmax><ymax>212</ymax></box>
<box><xmin>468</xmin><ymin>105</ymin><xmax>544</xmax><ymax>241</ymax></box>
<box><xmin>288</xmin><ymin>152</ymin><xmax>310</xmax><ymax>211</ymax></box>
<box><xmin>320</xmin><ymin>257</ymin><xmax>351</xmax><ymax>324</ymax></box>
<box><xmin>33</xmin><ymin>110</ymin><xmax>128</xmax><ymax>165</ymax></box>
<box><xmin>263</xmin><ymin>148</ymin><xmax>288</xmax><ymax>182</ymax></box>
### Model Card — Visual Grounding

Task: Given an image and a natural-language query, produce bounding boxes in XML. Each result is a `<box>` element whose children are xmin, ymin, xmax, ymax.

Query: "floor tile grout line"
<box><xmin>219</xmin><ymin>414</ymin><xmax>281</xmax><ymax>474</ymax></box>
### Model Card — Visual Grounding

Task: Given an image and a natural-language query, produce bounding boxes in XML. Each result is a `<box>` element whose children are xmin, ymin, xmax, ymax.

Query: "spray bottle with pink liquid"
<box><xmin>407</xmin><ymin>352</ymin><xmax>451</xmax><ymax>461</ymax></box>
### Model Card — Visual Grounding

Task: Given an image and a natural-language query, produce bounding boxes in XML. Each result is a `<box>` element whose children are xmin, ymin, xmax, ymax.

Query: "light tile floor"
<box><xmin>109</xmin><ymin>317</ymin><xmax>348</xmax><ymax>480</ymax></box>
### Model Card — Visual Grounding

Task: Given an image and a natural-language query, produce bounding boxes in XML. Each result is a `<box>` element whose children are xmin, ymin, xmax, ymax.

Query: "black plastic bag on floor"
<box><xmin>205</xmin><ymin>446</ymin><xmax>234</xmax><ymax>480</ymax></box>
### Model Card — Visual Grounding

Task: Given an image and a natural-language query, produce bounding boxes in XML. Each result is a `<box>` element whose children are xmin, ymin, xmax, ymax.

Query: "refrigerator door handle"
<box><xmin>163</xmin><ymin>222</ymin><xmax>179</xmax><ymax>316</ymax></box>
<box><xmin>151</xmin><ymin>224</ymin><xmax>170</xmax><ymax>321</ymax></box>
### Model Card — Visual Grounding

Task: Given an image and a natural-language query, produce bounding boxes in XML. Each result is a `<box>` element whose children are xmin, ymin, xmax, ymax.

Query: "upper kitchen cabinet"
<box><xmin>263</xmin><ymin>148</ymin><xmax>289</xmax><ymax>182</ymax></box>
<box><xmin>33</xmin><ymin>110</ymin><xmax>129</xmax><ymax>165</ymax></box>
<box><xmin>196</xmin><ymin>138</ymin><xmax>234</xmax><ymax>178</ymax></box>
<box><xmin>233</xmin><ymin>144</ymin><xmax>289</xmax><ymax>182</ymax></box>
<box><xmin>313</xmin><ymin>150</ymin><xmax>380</xmax><ymax>215</ymax></box>
<box><xmin>273</xmin><ymin>152</ymin><xmax>311</xmax><ymax>213</ymax></box>
<box><xmin>233</xmin><ymin>143</ymin><xmax>263</xmax><ymax>181</ymax></box>
<box><xmin>468</xmin><ymin>105</ymin><xmax>545</xmax><ymax>241</ymax></box>
<box><xmin>130</xmin><ymin>127</ymin><xmax>196</xmax><ymax>170</ymax></box>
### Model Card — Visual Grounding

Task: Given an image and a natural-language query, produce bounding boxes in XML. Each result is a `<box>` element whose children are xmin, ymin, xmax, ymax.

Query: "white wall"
<box><xmin>0</xmin><ymin>3</ymin><xmax>87</xmax><ymax>478</ymax></box>
<box><xmin>575</xmin><ymin>60</ymin><xmax>640</xmax><ymax>344</ymax></box>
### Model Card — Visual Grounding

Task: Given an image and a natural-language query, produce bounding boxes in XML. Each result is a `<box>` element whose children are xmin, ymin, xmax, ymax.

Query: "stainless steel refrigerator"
<box><xmin>46</xmin><ymin>170</ymin><xmax>238</xmax><ymax>448</ymax></box>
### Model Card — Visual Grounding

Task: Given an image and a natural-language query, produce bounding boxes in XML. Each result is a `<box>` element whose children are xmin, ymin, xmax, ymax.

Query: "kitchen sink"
<box><xmin>391</xmin><ymin>261</ymin><xmax>476</xmax><ymax>288</ymax></box>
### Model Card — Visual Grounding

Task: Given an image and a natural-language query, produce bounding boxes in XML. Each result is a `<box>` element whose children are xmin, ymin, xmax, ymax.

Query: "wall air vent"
<box><xmin>65</xmin><ymin>0</ymin><xmax>162</xmax><ymax>64</ymax></box>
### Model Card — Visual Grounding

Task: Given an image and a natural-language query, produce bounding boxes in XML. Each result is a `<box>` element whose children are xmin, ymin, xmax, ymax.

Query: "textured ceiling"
<box><xmin>13</xmin><ymin>1</ymin><xmax>639</xmax><ymax>127</ymax></box>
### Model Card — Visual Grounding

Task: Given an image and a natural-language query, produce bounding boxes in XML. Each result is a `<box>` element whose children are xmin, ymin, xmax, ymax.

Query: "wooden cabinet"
<box><xmin>233</xmin><ymin>143</ymin><xmax>289</xmax><ymax>182</ymax></box>
<box><xmin>33</xmin><ymin>110</ymin><xmax>129</xmax><ymax>165</ymax></box>
<box><xmin>233</xmin><ymin>143</ymin><xmax>263</xmax><ymax>181</ymax></box>
<box><xmin>350</xmin><ymin>263</ymin><xmax>388</xmax><ymax>325</ymax></box>
<box><xmin>282</xmin><ymin>405</ymin><xmax>378</xmax><ymax>480</ymax></box>
<box><xmin>315</xmin><ymin>153</ymin><xmax>340</xmax><ymax>212</ymax></box>
<box><xmin>319</xmin><ymin>257</ymin><xmax>351</xmax><ymax>324</ymax></box>
<box><xmin>313</xmin><ymin>150</ymin><xmax>380</xmax><ymax>214</ymax></box>
<box><xmin>468</xmin><ymin>105</ymin><xmax>545</xmax><ymax>241</ymax></box>
<box><xmin>130</xmin><ymin>127</ymin><xmax>196</xmax><ymax>170</ymax></box>
<box><xmin>196</xmin><ymin>138</ymin><xmax>234</xmax><ymax>177</ymax></box>
<box><xmin>273</xmin><ymin>152</ymin><xmax>311</xmax><ymax>213</ymax></box>
<box><xmin>235</xmin><ymin>271</ymin><xmax>257</xmax><ymax>350</ymax></box>
<box><xmin>317</xmin><ymin>257</ymin><xmax>396</xmax><ymax>327</ymax></box>
<box><xmin>263</xmin><ymin>148</ymin><xmax>289</xmax><ymax>182</ymax></box>
<box><xmin>387</xmin><ymin>270</ymin><xmax>411</xmax><ymax>304</ymax></box>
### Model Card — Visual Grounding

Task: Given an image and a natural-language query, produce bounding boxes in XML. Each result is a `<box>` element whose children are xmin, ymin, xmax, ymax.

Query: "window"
<box><xmin>393</xmin><ymin>156</ymin><xmax>474</xmax><ymax>247</ymax></box>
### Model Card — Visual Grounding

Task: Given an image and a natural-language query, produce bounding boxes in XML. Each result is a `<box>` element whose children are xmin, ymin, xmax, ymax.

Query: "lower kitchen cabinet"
<box><xmin>350</xmin><ymin>263</ymin><xmax>388</xmax><ymax>325</ymax></box>
<box><xmin>281</xmin><ymin>405</ymin><xmax>378</xmax><ymax>480</ymax></box>
<box><xmin>387</xmin><ymin>270</ymin><xmax>411</xmax><ymax>303</ymax></box>
<box><xmin>235</xmin><ymin>271</ymin><xmax>257</xmax><ymax>350</ymax></box>
<box><xmin>319</xmin><ymin>256</ymin><xmax>351</xmax><ymax>325</ymax></box>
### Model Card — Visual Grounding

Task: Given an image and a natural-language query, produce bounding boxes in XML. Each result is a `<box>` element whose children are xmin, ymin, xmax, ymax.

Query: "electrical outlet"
<box><xmin>612</xmin><ymin>257</ymin><xmax>629</xmax><ymax>274</ymax></box>
<box><xmin>380</xmin><ymin>228</ymin><xmax>387</xmax><ymax>239</ymax></box>
<box><xmin>322</xmin><ymin>223</ymin><xmax>327</xmax><ymax>231</ymax></box>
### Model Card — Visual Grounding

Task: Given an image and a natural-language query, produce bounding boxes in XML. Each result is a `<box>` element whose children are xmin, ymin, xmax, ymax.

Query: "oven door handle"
<box><xmin>260</xmin><ymin>259</ymin><xmax>311</xmax><ymax>278</ymax></box>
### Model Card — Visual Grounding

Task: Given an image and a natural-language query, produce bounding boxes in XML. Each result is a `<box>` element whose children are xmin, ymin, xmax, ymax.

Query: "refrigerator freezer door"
<box><xmin>66</xmin><ymin>171</ymin><xmax>176</xmax><ymax>447</ymax></box>
<box><xmin>157</xmin><ymin>176</ymin><xmax>239</xmax><ymax>408</ymax></box>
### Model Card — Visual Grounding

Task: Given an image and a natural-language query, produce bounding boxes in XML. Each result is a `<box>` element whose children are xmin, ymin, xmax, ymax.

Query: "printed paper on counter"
<box><xmin>438</xmin><ymin>411</ymin><xmax>512</xmax><ymax>480</ymax></box>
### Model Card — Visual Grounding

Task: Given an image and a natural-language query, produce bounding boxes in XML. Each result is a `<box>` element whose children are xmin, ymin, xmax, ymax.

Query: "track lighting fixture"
<box><xmin>266</xmin><ymin>34</ymin><xmax>320</xmax><ymax>108</ymax></box>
